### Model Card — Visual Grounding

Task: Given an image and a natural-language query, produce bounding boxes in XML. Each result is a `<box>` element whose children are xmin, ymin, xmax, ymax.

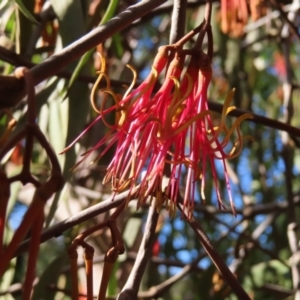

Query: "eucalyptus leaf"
<box><xmin>14</xmin><ymin>0</ymin><xmax>39</xmax><ymax>24</ymax></box>
<box><xmin>45</xmin><ymin>0</ymin><xmax>90</xmax><ymax>226</ymax></box>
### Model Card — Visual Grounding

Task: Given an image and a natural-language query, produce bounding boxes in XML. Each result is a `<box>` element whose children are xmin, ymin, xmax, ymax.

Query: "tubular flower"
<box><xmin>177</xmin><ymin>52</ymin><xmax>253</xmax><ymax>216</ymax></box>
<box><xmin>65</xmin><ymin>48</ymin><xmax>253</xmax><ymax>217</ymax></box>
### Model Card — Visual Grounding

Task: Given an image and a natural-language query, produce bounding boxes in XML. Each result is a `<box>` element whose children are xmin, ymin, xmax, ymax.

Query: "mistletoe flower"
<box><xmin>64</xmin><ymin>48</ymin><xmax>252</xmax><ymax>217</ymax></box>
<box><xmin>174</xmin><ymin>51</ymin><xmax>253</xmax><ymax>215</ymax></box>
<box><xmin>62</xmin><ymin>49</ymin><xmax>169</xmax><ymax>168</ymax></box>
<box><xmin>103</xmin><ymin>50</ymin><xmax>187</xmax><ymax>212</ymax></box>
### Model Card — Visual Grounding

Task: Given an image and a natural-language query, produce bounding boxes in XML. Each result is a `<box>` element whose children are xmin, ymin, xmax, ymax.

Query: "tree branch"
<box><xmin>14</xmin><ymin>187</ymin><xmax>140</xmax><ymax>257</ymax></box>
<box><xmin>208</xmin><ymin>100</ymin><xmax>300</xmax><ymax>139</ymax></box>
<box><xmin>177</xmin><ymin>203</ymin><xmax>251</xmax><ymax>300</ymax></box>
<box><xmin>169</xmin><ymin>0</ymin><xmax>187</xmax><ymax>44</ymax></box>
<box><xmin>117</xmin><ymin>201</ymin><xmax>159</xmax><ymax>300</ymax></box>
<box><xmin>0</xmin><ymin>0</ymin><xmax>167</xmax><ymax>108</ymax></box>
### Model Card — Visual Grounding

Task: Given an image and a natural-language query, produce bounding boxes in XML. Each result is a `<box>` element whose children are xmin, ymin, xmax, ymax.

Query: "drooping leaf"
<box><xmin>14</xmin><ymin>0</ymin><xmax>39</xmax><ymax>24</ymax></box>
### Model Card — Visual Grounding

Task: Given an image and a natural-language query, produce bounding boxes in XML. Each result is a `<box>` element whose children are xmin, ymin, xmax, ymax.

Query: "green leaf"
<box><xmin>100</xmin><ymin>0</ymin><xmax>119</xmax><ymax>26</ymax></box>
<box><xmin>45</xmin><ymin>79</ymin><xmax>90</xmax><ymax>226</ymax></box>
<box><xmin>45</xmin><ymin>0</ymin><xmax>90</xmax><ymax>226</ymax></box>
<box><xmin>66</xmin><ymin>48</ymin><xmax>93</xmax><ymax>93</ymax></box>
<box><xmin>112</xmin><ymin>32</ymin><xmax>124</xmax><ymax>59</ymax></box>
<box><xmin>14</xmin><ymin>0</ymin><xmax>39</xmax><ymax>25</ymax></box>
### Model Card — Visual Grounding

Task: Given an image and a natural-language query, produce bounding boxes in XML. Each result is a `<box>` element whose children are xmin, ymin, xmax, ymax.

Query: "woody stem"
<box><xmin>194</xmin><ymin>0</ymin><xmax>213</xmax><ymax>50</ymax></box>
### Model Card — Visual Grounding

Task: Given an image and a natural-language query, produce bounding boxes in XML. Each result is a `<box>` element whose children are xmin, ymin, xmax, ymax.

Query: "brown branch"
<box><xmin>268</xmin><ymin>0</ymin><xmax>300</xmax><ymax>40</ymax></box>
<box><xmin>177</xmin><ymin>203</ymin><xmax>251</xmax><ymax>300</ymax></box>
<box><xmin>260</xmin><ymin>283</ymin><xmax>294</xmax><ymax>298</ymax></box>
<box><xmin>208</xmin><ymin>100</ymin><xmax>300</xmax><ymax>138</ymax></box>
<box><xmin>194</xmin><ymin>192</ymin><xmax>300</xmax><ymax>217</ymax></box>
<box><xmin>117</xmin><ymin>200</ymin><xmax>159</xmax><ymax>300</ymax></box>
<box><xmin>134</xmin><ymin>206</ymin><xmax>246</xmax><ymax>299</ymax></box>
<box><xmin>61</xmin><ymin>251</ymin><xmax>204</xmax><ymax>274</ymax></box>
<box><xmin>14</xmin><ymin>187</ymin><xmax>140</xmax><ymax>257</ymax></box>
<box><xmin>0</xmin><ymin>45</ymin><xmax>138</xmax><ymax>88</ymax></box>
<box><xmin>15</xmin><ymin>186</ymin><xmax>300</xmax><ymax>260</ymax></box>
<box><xmin>3</xmin><ymin>53</ymin><xmax>300</xmax><ymax>141</ymax></box>
<box><xmin>137</xmin><ymin>253</ymin><xmax>204</xmax><ymax>299</ymax></box>
<box><xmin>169</xmin><ymin>0</ymin><xmax>187</xmax><ymax>44</ymax></box>
<box><xmin>0</xmin><ymin>0</ymin><xmax>167</xmax><ymax>109</ymax></box>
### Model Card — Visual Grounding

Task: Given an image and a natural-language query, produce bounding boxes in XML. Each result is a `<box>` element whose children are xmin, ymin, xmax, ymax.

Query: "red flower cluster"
<box><xmin>65</xmin><ymin>47</ymin><xmax>252</xmax><ymax>217</ymax></box>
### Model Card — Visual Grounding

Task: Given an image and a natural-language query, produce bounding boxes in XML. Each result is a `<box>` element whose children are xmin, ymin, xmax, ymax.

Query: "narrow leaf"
<box><xmin>14</xmin><ymin>0</ymin><xmax>39</xmax><ymax>24</ymax></box>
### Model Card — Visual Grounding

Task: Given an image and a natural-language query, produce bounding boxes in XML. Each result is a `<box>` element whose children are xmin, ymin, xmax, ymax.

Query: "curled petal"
<box><xmin>90</xmin><ymin>72</ymin><xmax>111</xmax><ymax>114</ymax></box>
<box><xmin>123</xmin><ymin>64</ymin><xmax>137</xmax><ymax>99</ymax></box>
<box><xmin>99</xmin><ymin>89</ymin><xmax>123</xmax><ymax>128</ymax></box>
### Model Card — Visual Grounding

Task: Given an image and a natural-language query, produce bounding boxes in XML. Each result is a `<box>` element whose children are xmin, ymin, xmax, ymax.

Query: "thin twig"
<box><xmin>0</xmin><ymin>0</ymin><xmax>167</xmax><ymax>109</ymax></box>
<box><xmin>117</xmin><ymin>200</ymin><xmax>159</xmax><ymax>300</ymax></box>
<box><xmin>208</xmin><ymin>100</ymin><xmax>300</xmax><ymax>138</ymax></box>
<box><xmin>0</xmin><ymin>45</ymin><xmax>136</xmax><ymax>88</ymax></box>
<box><xmin>169</xmin><ymin>0</ymin><xmax>187</xmax><ymax>44</ymax></box>
<box><xmin>177</xmin><ymin>203</ymin><xmax>251</xmax><ymax>300</ymax></box>
<box><xmin>194</xmin><ymin>192</ymin><xmax>300</xmax><ymax>217</ymax></box>
<box><xmin>14</xmin><ymin>186</ymin><xmax>140</xmax><ymax>257</ymax></box>
<box><xmin>137</xmin><ymin>252</ymin><xmax>205</xmax><ymax>299</ymax></box>
<box><xmin>244</xmin><ymin>3</ymin><xmax>300</xmax><ymax>32</ymax></box>
<box><xmin>193</xmin><ymin>0</ymin><xmax>213</xmax><ymax>50</ymax></box>
<box><xmin>268</xmin><ymin>0</ymin><xmax>300</xmax><ymax>40</ymax></box>
<box><xmin>134</xmin><ymin>208</ymin><xmax>246</xmax><ymax>299</ymax></box>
